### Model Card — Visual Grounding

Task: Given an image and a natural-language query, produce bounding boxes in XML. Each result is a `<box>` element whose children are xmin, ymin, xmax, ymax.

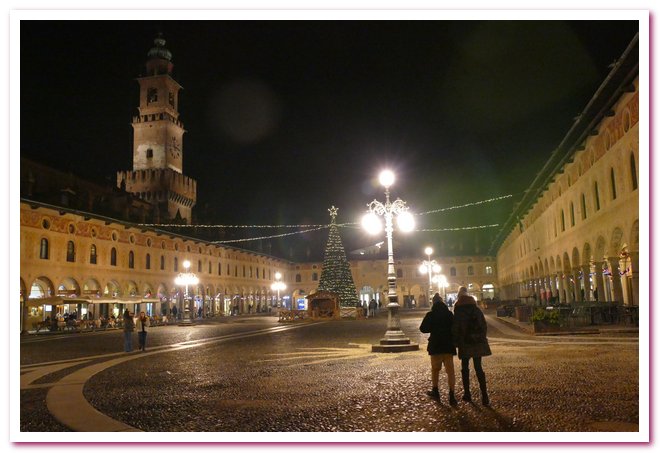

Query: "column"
<box><xmin>608</xmin><ymin>257</ymin><xmax>624</xmax><ymax>304</ymax></box>
<box><xmin>593</xmin><ymin>261</ymin><xmax>606</xmax><ymax>302</ymax></box>
<box><xmin>563</xmin><ymin>273</ymin><xmax>573</xmax><ymax>303</ymax></box>
<box><xmin>581</xmin><ymin>265</ymin><xmax>592</xmax><ymax>302</ymax></box>
<box><xmin>629</xmin><ymin>251</ymin><xmax>639</xmax><ymax>306</ymax></box>
<box><xmin>557</xmin><ymin>273</ymin><xmax>565</xmax><ymax>304</ymax></box>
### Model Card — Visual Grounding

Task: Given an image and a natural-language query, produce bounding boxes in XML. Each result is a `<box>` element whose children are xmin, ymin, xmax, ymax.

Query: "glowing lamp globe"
<box><xmin>378</xmin><ymin>170</ymin><xmax>395</xmax><ymax>188</ymax></box>
<box><xmin>419</xmin><ymin>264</ymin><xmax>428</xmax><ymax>274</ymax></box>
<box><xmin>275</xmin><ymin>272</ymin><xmax>282</xmax><ymax>281</ymax></box>
<box><xmin>424</xmin><ymin>246</ymin><xmax>433</xmax><ymax>256</ymax></box>
<box><xmin>433</xmin><ymin>264</ymin><xmax>442</xmax><ymax>274</ymax></box>
<box><xmin>362</xmin><ymin>212</ymin><xmax>383</xmax><ymax>235</ymax></box>
<box><xmin>183</xmin><ymin>260</ymin><xmax>191</xmax><ymax>270</ymax></box>
<box><xmin>397</xmin><ymin>211</ymin><xmax>415</xmax><ymax>232</ymax></box>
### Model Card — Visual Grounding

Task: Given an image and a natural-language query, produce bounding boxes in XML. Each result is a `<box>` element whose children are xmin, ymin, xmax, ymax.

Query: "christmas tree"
<box><xmin>317</xmin><ymin>206</ymin><xmax>360</xmax><ymax>307</ymax></box>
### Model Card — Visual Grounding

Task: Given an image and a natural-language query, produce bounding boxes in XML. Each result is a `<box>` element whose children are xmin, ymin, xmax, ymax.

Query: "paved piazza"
<box><xmin>20</xmin><ymin>311</ymin><xmax>639</xmax><ymax>433</ymax></box>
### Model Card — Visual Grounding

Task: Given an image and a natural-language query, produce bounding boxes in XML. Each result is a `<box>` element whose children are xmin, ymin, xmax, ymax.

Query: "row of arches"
<box><xmin>500</xmin><ymin>221</ymin><xmax>639</xmax><ymax>305</ymax></box>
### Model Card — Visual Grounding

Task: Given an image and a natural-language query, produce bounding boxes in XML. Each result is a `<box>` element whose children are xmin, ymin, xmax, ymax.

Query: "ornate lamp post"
<box><xmin>271</xmin><ymin>272</ymin><xmax>286</xmax><ymax>309</ymax></box>
<box><xmin>174</xmin><ymin>260</ymin><xmax>198</xmax><ymax>325</ymax></box>
<box><xmin>432</xmin><ymin>274</ymin><xmax>449</xmax><ymax>301</ymax></box>
<box><xmin>419</xmin><ymin>246</ymin><xmax>442</xmax><ymax>303</ymax></box>
<box><xmin>362</xmin><ymin>169</ymin><xmax>419</xmax><ymax>352</ymax></box>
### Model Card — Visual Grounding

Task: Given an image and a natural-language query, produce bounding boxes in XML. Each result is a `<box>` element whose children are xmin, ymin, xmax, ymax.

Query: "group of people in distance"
<box><xmin>122</xmin><ymin>309</ymin><xmax>151</xmax><ymax>353</ymax></box>
<box><xmin>420</xmin><ymin>286</ymin><xmax>491</xmax><ymax>406</ymax></box>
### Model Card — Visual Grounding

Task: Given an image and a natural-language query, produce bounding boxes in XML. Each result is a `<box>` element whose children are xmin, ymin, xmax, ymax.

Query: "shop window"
<box><xmin>40</xmin><ymin>238</ymin><xmax>49</xmax><ymax>259</ymax></box>
<box><xmin>90</xmin><ymin>244</ymin><xmax>97</xmax><ymax>264</ymax></box>
<box><xmin>128</xmin><ymin>251</ymin><xmax>135</xmax><ymax>269</ymax></box>
<box><xmin>66</xmin><ymin>241</ymin><xmax>75</xmax><ymax>262</ymax></box>
<box><xmin>110</xmin><ymin>248</ymin><xmax>117</xmax><ymax>266</ymax></box>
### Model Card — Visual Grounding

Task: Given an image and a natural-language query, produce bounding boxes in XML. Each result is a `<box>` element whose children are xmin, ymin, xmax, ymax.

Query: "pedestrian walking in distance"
<box><xmin>122</xmin><ymin>309</ymin><xmax>135</xmax><ymax>352</ymax></box>
<box><xmin>452</xmin><ymin>286</ymin><xmax>492</xmax><ymax>406</ymax></box>
<box><xmin>136</xmin><ymin>311</ymin><xmax>150</xmax><ymax>351</ymax></box>
<box><xmin>419</xmin><ymin>293</ymin><xmax>458</xmax><ymax>406</ymax></box>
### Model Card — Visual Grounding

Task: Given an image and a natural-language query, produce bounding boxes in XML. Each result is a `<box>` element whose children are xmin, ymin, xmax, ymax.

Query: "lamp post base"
<box><xmin>177</xmin><ymin>310</ymin><xmax>194</xmax><ymax>326</ymax></box>
<box><xmin>371</xmin><ymin>329</ymin><xmax>419</xmax><ymax>352</ymax></box>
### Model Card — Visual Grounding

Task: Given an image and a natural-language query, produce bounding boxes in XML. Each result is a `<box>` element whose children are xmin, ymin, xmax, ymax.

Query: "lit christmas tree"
<box><xmin>317</xmin><ymin>206</ymin><xmax>360</xmax><ymax>307</ymax></box>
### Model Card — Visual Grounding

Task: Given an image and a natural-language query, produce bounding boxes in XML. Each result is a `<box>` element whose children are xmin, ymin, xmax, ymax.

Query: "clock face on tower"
<box><xmin>168</xmin><ymin>136</ymin><xmax>181</xmax><ymax>159</ymax></box>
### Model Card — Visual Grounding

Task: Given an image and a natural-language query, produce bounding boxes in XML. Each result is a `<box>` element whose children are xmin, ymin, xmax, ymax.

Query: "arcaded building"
<box><xmin>492</xmin><ymin>35</ymin><xmax>640</xmax><ymax>306</ymax></box>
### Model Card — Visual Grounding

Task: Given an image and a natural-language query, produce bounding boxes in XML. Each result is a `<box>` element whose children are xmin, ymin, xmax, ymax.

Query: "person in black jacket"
<box><xmin>452</xmin><ymin>286</ymin><xmax>492</xmax><ymax>406</ymax></box>
<box><xmin>419</xmin><ymin>293</ymin><xmax>458</xmax><ymax>406</ymax></box>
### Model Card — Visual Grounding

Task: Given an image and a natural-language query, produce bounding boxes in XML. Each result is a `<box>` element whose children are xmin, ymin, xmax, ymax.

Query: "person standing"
<box><xmin>122</xmin><ymin>309</ymin><xmax>135</xmax><ymax>353</ymax></box>
<box><xmin>368</xmin><ymin>299</ymin><xmax>377</xmax><ymax>318</ymax></box>
<box><xmin>419</xmin><ymin>293</ymin><xmax>458</xmax><ymax>406</ymax></box>
<box><xmin>136</xmin><ymin>311</ymin><xmax>150</xmax><ymax>351</ymax></box>
<box><xmin>452</xmin><ymin>287</ymin><xmax>492</xmax><ymax>406</ymax></box>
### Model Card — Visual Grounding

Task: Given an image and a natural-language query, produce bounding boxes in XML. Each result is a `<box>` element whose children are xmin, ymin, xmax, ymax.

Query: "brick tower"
<box><xmin>117</xmin><ymin>34</ymin><xmax>197</xmax><ymax>223</ymax></box>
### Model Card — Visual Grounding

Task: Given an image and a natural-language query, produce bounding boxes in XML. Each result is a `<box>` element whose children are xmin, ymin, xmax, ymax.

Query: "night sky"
<box><xmin>19</xmin><ymin>20</ymin><xmax>639</xmax><ymax>260</ymax></box>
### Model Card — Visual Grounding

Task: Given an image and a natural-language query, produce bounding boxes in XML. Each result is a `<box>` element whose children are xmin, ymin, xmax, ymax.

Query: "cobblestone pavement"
<box><xmin>20</xmin><ymin>311</ymin><xmax>640</xmax><ymax>434</ymax></box>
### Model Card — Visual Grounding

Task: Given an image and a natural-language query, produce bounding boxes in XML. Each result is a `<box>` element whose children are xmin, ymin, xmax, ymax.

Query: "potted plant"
<box><xmin>531</xmin><ymin>308</ymin><xmax>561</xmax><ymax>333</ymax></box>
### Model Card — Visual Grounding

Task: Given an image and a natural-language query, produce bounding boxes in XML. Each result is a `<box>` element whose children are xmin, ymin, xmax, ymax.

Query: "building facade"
<box><xmin>493</xmin><ymin>35</ymin><xmax>640</xmax><ymax>306</ymax></box>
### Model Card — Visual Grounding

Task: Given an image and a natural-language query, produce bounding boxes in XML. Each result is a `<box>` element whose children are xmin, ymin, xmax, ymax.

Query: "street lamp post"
<box><xmin>363</xmin><ymin>169</ymin><xmax>419</xmax><ymax>353</ymax></box>
<box><xmin>174</xmin><ymin>260</ymin><xmax>199</xmax><ymax>326</ymax></box>
<box><xmin>271</xmin><ymin>272</ymin><xmax>286</xmax><ymax>310</ymax></box>
<box><xmin>419</xmin><ymin>246</ymin><xmax>442</xmax><ymax>304</ymax></box>
<box><xmin>432</xmin><ymin>274</ymin><xmax>449</xmax><ymax>301</ymax></box>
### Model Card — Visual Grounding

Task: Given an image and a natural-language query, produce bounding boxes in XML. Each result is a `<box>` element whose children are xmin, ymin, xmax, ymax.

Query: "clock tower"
<box><xmin>117</xmin><ymin>34</ymin><xmax>197</xmax><ymax>223</ymax></box>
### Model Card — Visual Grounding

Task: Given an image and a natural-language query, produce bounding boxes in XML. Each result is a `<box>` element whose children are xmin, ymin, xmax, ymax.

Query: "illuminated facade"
<box><xmin>492</xmin><ymin>36</ymin><xmax>640</xmax><ymax>306</ymax></box>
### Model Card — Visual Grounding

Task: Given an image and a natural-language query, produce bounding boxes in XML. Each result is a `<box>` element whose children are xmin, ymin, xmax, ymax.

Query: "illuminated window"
<box><xmin>485</xmin><ymin>266</ymin><xmax>493</xmax><ymax>275</ymax></box>
<box><xmin>90</xmin><ymin>244</ymin><xmax>97</xmax><ymax>264</ymax></box>
<box><xmin>39</xmin><ymin>238</ymin><xmax>49</xmax><ymax>259</ymax></box>
<box><xmin>66</xmin><ymin>241</ymin><xmax>75</xmax><ymax>262</ymax></box>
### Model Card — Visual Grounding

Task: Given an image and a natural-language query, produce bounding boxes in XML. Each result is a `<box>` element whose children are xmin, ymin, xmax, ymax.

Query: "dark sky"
<box><xmin>19</xmin><ymin>20</ymin><xmax>639</xmax><ymax>260</ymax></box>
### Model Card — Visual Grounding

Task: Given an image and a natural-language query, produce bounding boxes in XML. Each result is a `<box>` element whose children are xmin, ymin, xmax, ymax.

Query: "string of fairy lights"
<box><xmin>137</xmin><ymin>193</ymin><xmax>514</xmax><ymax>244</ymax></box>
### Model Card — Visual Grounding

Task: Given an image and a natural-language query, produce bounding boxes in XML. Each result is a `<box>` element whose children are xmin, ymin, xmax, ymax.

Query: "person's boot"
<box><xmin>476</xmin><ymin>370</ymin><xmax>490</xmax><ymax>406</ymax></box>
<box><xmin>448</xmin><ymin>390</ymin><xmax>458</xmax><ymax>406</ymax></box>
<box><xmin>426</xmin><ymin>387</ymin><xmax>440</xmax><ymax>399</ymax></box>
<box><xmin>461</xmin><ymin>370</ymin><xmax>472</xmax><ymax>402</ymax></box>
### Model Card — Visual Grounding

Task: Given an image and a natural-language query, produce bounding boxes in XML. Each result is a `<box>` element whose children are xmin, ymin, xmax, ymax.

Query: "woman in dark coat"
<box><xmin>419</xmin><ymin>293</ymin><xmax>457</xmax><ymax>406</ymax></box>
<box><xmin>452</xmin><ymin>286</ymin><xmax>492</xmax><ymax>406</ymax></box>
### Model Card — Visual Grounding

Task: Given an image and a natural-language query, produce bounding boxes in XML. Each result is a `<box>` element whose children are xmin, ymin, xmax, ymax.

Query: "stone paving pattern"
<box><xmin>52</xmin><ymin>313</ymin><xmax>641</xmax><ymax>433</ymax></box>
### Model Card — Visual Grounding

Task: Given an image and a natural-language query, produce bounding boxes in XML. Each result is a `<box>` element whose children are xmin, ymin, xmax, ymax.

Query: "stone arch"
<box><xmin>124</xmin><ymin>280</ymin><xmax>138</xmax><ymax>297</ymax></box>
<box><xmin>57</xmin><ymin>277</ymin><xmax>81</xmax><ymax>296</ymax></box>
<box><xmin>104</xmin><ymin>280</ymin><xmax>122</xmax><ymax>297</ymax></box>
<box><xmin>156</xmin><ymin>283</ymin><xmax>168</xmax><ymax>299</ymax></box>
<box><xmin>30</xmin><ymin>276</ymin><xmax>54</xmax><ymax>299</ymax></box>
<box><xmin>609</xmin><ymin>227</ymin><xmax>624</xmax><ymax>257</ymax></box>
<box><xmin>141</xmin><ymin>282</ymin><xmax>154</xmax><ymax>297</ymax></box>
<box><xmin>562</xmin><ymin>252</ymin><xmax>572</xmax><ymax>272</ymax></box>
<box><xmin>82</xmin><ymin>278</ymin><xmax>101</xmax><ymax>297</ymax></box>
<box><xmin>571</xmin><ymin>247</ymin><xmax>580</xmax><ymax>270</ymax></box>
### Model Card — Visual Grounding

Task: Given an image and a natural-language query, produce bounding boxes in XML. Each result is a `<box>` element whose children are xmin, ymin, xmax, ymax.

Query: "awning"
<box><xmin>25</xmin><ymin>296</ymin><xmax>91</xmax><ymax>308</ymax></box>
